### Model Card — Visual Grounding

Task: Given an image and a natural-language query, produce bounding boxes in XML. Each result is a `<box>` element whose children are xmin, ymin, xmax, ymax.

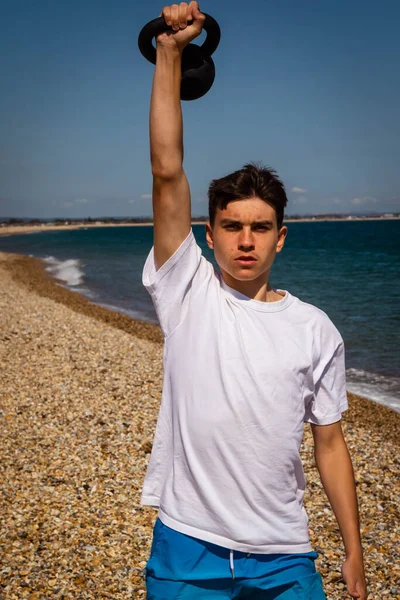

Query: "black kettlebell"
<box><xmin>138</xmin><ymin>13</ymin><xmax>221</xmax><ymax>101</ymax></box>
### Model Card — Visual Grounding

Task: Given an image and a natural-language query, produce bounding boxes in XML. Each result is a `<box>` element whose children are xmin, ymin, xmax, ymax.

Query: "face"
<box><xmin>205</xmin><ymin>197</ymin><xmax>287</xmax><ymax>293</ymax></box>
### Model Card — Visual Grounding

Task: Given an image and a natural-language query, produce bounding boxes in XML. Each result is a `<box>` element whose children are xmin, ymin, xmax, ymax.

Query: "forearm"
<box><xmin>315</xmin><ymin>440</ymin><xmax>364</xmax><ymax>558</ymax></box>
<box><xmin>150</xmin><ymin>45</ymin><xmax>183</xmax><ymax>177</ymax></box>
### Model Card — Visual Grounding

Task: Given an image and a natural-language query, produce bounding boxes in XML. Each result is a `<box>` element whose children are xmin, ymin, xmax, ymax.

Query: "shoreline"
<box><xmin>0</xmin><ymin>251</ymin><xmax>163</xmax><ymax>346</ymax></box>
<box><xmin>1</xmin><ymin>250</ymin><xmax>399</xmax><ymax>598</ymax></box>
<box><xmin>1</xmin><ymin>215</ymin><xmax>399</xmax><ymax>237</ymax></box>
<box><xmin>2</xmin><ymin>249</ymin><xmax>399</xmax><ymax>416</ymax></box>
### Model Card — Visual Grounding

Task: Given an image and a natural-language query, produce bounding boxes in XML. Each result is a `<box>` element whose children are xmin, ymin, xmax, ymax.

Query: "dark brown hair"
<box><xmin>208</xmin><ymin>162</ymin><xmax>288</xmax><ymax>229</ymax></box>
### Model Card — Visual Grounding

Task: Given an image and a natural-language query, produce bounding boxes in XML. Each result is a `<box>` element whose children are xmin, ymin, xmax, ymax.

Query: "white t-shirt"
<box><xmin>141</xmin><ymin>229</ymin><xmax>348</xmax><ymax>554</ymax></box>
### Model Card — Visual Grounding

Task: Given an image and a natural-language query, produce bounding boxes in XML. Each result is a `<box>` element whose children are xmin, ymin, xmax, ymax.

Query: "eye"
<box><xmin>224</xmin><ymin>224</ymin><xmax>240</xmax><ymax>230</ymax></box>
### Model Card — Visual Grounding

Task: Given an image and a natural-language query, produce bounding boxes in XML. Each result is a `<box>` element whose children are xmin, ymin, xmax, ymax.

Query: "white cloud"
<box><xmin>292</xmin><ymin>187</ymin><xmax>307</xmax><ymax>194</ymax></box>
<box><xmin>128</xmin><ymin>199</ymin><xmax>136</xmax><ymax>204</ymax></box>
<box><xmin>350</xmin><ymin>196</ymin><xmax>377</xmax><ymax>206</ymax></box>
<box><xmin>333</xmin><ymin>198</ymin><xmax>343</xmax><ymax>205</ymax></box>
<box><xmin>63</xmin><ymin>198</ymin><xmax>89</xmax><ymax>208</ymax></box>
<box><xmin>141</xmin><ymin>194</ymin><xmax>152</xmax><ymax>200</ymax></box>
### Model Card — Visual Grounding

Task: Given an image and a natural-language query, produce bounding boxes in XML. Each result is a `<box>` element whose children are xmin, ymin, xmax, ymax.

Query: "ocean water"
<box><xmin>1</xmin><ymin>220</ymin><xmax>399</xmax><ymax>413</ymax></box>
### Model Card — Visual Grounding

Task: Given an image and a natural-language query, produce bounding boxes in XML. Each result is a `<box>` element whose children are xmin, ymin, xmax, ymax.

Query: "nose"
<box><xmin>238</xmin><ymin>228</ymin><xmax>255</xmax><ymax>250</ymax></box>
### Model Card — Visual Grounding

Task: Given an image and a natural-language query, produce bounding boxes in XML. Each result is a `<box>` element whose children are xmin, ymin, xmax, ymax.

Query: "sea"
<box><xmin>1</xmin><ymin>220</ymin><xmax>399</xmax><ymax>413</ymax></box>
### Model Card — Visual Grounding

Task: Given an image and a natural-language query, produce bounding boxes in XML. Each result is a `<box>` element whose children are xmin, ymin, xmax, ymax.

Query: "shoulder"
<box><xmin>289</xmin><ymin>295</ymin><xmax>344</xmax><ymax>346</ymax></box>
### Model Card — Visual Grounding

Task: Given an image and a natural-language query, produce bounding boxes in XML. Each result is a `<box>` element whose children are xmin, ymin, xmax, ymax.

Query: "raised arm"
<box><xmin>150</xmin><ymin>2</ymin><xmax>205</xmax><ymax>270</ymax></box>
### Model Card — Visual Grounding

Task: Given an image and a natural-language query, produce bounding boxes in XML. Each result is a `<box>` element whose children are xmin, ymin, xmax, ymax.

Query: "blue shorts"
<box><xmin>146</xmin><ymin>518</ymin><xmax>326</xmax><ymax>599</ymax></box>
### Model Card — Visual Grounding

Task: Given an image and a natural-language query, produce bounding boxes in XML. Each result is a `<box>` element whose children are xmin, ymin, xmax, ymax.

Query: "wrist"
<box><xmin>156</xmin><ymin>42</ymin><xmax>183</xmax><ymax>58</ymax></box>
<box><xmin>346</xmin><ymin>545</ymin><xmax>364</xmax><ymax>561</ymax></box>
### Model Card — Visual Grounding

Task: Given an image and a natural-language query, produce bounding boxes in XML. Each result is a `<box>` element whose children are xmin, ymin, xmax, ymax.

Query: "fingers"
<box><xmin>348</xmin><ymin>578</ymin><xmax>367</xmax><ymax>599</ymax></box>
<box><xmin>179</xmin><ymin>3</ymin><xmax>188</xmax><ymax>28</ymax></box>
<box><xmin>189</xmin><ymin>1</ymin><xmax>203</xmax><ymax>20</ymax></box>
<box><xmin>189</xmin><ymin>1</ymin><xmax>206</xmax><ymax>30</ymax></box>
<box><xmin>162</xmin><ymin>6</ymin><xmax>171</xmax><ymax>26</ymax></box>
<box><xmin>162</xmin><ymin>2</ymin><xmax>203</xmax><ymax>31</ymax></box>
<box><xmin>162</xmin><ymin>4</ymin><xmax>186</xmax><ymax>31</ymax></box>
<box><xmin>170</xmin><ymin>4</ymin><xmax>179</xmax><ymax>30</ymax></box>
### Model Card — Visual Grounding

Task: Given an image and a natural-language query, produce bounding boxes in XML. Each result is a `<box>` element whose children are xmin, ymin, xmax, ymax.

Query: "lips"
<box><xmin>235</xmin><ymin>256</ymin><xmax>257</xmax><ymax>265</ymax></box>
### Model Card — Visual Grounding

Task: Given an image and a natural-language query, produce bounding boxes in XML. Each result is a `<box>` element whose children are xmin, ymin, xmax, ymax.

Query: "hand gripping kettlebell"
<box><xmin>138</xmin><ymin>13</ymin><xmax>221</xmax><ymax>101</ymax></box>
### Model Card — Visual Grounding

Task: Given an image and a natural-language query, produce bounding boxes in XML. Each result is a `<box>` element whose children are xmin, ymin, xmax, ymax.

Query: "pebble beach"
<box><xmin>0</xmin><ymin>251</ymin><xmax>399</xmax><ymax>600</ymax></box>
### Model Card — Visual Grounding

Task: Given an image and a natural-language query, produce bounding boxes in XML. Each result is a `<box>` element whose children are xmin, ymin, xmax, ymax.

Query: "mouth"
<box><xmin>235</xmin><ymin>257</ymin><xmax>257</xmax><ymax>265</ymax></box>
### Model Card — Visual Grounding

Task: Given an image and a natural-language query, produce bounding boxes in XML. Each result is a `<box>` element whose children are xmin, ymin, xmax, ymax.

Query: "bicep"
<box><xmin>152</xmin><ymin>169</ymin><xmax>192</xmax><ymax>270</ymax></box>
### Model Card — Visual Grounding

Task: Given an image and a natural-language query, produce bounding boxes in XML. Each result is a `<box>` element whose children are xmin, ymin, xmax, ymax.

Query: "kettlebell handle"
<box><xmin>138</xmin><ymin>13</ymin><xmax>221</xmax><ymax>65</ymax></box>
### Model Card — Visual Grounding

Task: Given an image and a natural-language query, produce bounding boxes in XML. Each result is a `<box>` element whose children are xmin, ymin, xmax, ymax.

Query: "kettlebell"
<box><xmin>138</xmin><ymin>13</ymin><xmax>221</xmax><ymax>101</ymax></box>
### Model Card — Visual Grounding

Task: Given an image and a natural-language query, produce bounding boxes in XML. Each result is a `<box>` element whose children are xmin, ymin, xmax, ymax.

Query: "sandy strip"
<box><xmin>1</xmin><ymin>215</ymin><xmax>399</xmax><ymax>237</ymax></box>
<box><xmin>0</xmin><ymin>223</ymin><xmax>150</xmax><ymax>236</ymax></box>
<box><xmin>0</xmin><ymin>223</ymin><xmax>177</xmax><ymax>237</ymax></box>
<box><xmin>0</xmin><ymin>252</ymin><xmax>399</xmax><ymax>599</ymax></box>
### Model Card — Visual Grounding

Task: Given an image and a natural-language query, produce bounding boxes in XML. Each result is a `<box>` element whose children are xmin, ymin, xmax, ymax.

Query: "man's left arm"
<box><xmin>311</xmin><ymin>421</ymin><xmax>368</xmax><ymax>600</ymax></box>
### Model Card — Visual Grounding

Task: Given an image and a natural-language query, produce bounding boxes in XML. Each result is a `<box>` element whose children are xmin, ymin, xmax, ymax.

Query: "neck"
<box><xmin>220</xmin><ymin>271</ymin><xmax>283</xmax><ymax>303</ymax></box>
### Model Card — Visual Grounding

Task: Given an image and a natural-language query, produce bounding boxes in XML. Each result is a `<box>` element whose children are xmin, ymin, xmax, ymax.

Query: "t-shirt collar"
<box><xmin>218</xmin><ymin>272</ymin><xmax>293</xmax><ymax>313</ymax></box>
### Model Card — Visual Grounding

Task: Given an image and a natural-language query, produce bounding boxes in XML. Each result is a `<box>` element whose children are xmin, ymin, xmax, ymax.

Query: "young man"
<box><xmin>141</xmin><ymin>3</ymin><xmax>368</xmax><ymax>599</ymax></box>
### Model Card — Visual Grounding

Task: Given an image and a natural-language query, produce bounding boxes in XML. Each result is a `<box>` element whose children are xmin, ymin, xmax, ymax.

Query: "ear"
<box><xmin>276</xmin><ymin>225</ymin><xmax>288</xmax><ymax>253</ymax></box>
<box><xmin>205</xmin><ymin>221</ymin><xmax>214</xmax><ymax>249</ymax></box>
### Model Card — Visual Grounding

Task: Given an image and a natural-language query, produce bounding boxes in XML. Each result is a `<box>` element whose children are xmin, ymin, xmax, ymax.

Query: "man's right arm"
<box><xmin>150</xmin><ymin>2</ymin><xmax>205</xmax><ymax>270</ymax></box>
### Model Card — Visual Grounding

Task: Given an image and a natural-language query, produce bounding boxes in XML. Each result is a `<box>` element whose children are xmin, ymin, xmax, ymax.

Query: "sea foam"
<box><xmin>44</xmin><ymin>257</ymin><xmax>84</xmax><ymax>287</ymax></box>
<box><xmin>346</xmin><ymin>368</ymin><xmax>400</xmax><ymax>413</ymax></box>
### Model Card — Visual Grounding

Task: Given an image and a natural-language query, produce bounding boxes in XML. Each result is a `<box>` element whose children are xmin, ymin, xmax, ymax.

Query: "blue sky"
<box><xmin>1</xmin><ymin>0</ymin><xmax>399</xmax><ymax>218</ymax></box>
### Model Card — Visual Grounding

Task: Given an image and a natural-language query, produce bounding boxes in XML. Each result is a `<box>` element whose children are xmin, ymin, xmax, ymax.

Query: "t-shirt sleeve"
<box><xmin>142</xmin><ymin>229</ymin><xmax>211</xmax><ymax>339</ymax></box>
<box><xmin>304</xmin><ymin>321</ymin><xmax>349</xmax><ymax>426</ymax></box>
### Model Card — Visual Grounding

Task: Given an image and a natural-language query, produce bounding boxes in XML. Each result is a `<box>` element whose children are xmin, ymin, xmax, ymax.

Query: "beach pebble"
<box><xmin>0</xmin><ymin>252</ymin><xmax>399</xmax><ymax>599</ymax></box>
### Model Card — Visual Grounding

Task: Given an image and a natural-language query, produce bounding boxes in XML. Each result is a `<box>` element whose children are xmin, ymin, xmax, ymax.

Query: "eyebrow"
<box><xmin>219</xmin><ymin>219</ymin><xmax>274</xmax><ymax>227</ymax></box>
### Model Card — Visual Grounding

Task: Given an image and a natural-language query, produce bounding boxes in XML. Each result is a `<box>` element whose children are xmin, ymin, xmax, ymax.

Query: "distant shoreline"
<box><xmin>1</xmin><ymin>215</ymin><xmax>399</xmax><ymax>237</ymax></box>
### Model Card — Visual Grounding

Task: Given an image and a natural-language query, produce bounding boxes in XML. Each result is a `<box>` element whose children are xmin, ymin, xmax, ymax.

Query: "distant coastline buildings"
<box><xmin>1</xmin><ymin>213</ymin><xmax>399</xmax><ymax>229</ymax></box>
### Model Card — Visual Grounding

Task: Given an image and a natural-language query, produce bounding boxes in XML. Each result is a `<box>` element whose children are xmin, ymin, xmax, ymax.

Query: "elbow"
<box><xmin>151</xmin><ymin>164</ymin><xmax>183</xmax><ymax>181</ymax></box>
<box><xmin>151</xmin><ymin>150</ymin><xmax>182</xmax><ymax>180</ymax></box>
<box><xmin>314</xmin><ymin>437</ymin><xmax>350</xmax><ymax>467</ymax></box>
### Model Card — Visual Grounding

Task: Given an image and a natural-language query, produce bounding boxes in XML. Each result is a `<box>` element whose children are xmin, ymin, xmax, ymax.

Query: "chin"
<box><xmin>225</xmin><ymin>267</ymin><xmax>261</xmax><ymax>281</ymax></box>
<box><xmin>235</xmin><ymin>273</ymin><xmax>260</xmax><ymax>282</ymax></box>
